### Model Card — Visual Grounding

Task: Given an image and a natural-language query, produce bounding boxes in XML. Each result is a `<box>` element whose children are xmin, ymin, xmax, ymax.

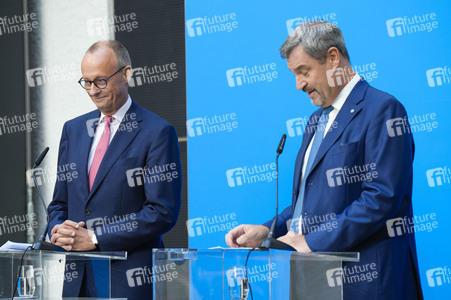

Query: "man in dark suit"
<box><xmin>226</xmin><ymin>21</ymin><xmax>423</xmax><ymax>299</ymax></box>
<box><xmin>48</xmin><ymin>40</ymin><xmax>181</xmax><ymax>299</ymax></box>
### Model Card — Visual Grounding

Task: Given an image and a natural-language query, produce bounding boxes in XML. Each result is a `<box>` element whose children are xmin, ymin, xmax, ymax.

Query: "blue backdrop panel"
<box><xmin>186</xmin><ymin>1</ymin><xmax>451</xmax><ymax>299</ymax></box>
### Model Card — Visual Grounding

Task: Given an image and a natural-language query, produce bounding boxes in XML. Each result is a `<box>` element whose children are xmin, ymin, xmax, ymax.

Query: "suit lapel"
<box><xmin>75</xmin><ymin>111</ymin><xmax>99</xmax><ymax>197</ymax></box>
<box><xmin>308</xmin><ymin>80</ymin><xmax>368</xmax><ymax>176</ymax></box>
<box><xmin>292</xmin><ymin>110</ymin><xmax>321</xmax><ymax>196</ymax></box>
<box><xmin>87</xmin><ymin>101</ymin><xmax>143</xmax><ymax>202</ymax></box>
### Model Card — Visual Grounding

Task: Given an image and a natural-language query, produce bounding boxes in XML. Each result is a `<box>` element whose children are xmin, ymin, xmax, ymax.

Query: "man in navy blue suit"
<box><xmin>48</xmin><ymin>40</ymin><xmax>181</xmax><ymax>299</ymax></box>
<box><xmin>226</xmin><ymin>21</ymin><xmax>423</xmax><ymax>299</ymax></box>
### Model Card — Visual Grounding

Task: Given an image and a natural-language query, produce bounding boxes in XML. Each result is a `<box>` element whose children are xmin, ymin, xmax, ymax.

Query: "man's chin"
<box><xmin>311</xmin><ymin>98</ymin><xmax>325</xmax><ymax>107</ymax></box>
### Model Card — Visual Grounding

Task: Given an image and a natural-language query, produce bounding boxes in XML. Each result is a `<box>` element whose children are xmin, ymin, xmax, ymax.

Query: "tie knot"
<box><xmin>104</xmin><ymin>115</ymin><xmax>114</xmax><ymax>125</ymax></box>
<box><xmin>322</xmin><ymin>106</ymin><xmax>333</xmax><ymax>116</ymax></box>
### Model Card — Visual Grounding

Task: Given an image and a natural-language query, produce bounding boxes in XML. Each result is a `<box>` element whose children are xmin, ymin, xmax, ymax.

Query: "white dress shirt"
<box><xmin>87</xmin><ymin>96</ymin><xmax>132</xmax><ymax>173</ymax></box>
<box><xmin>300</xmin><ymin>73</ymin><xmax>361</xmax><ymax>182</ymax></box>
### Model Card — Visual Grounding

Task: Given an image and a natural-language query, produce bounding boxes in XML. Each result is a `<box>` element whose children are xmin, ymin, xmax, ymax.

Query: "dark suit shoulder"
<box><xmin>63</xmin><ymin>109</ymin><xmax>100</xmax><ymax>128</ymax></box>
<box><xmin>363</xmin><ymin>85</ymin><xmax>405</xmax><ymax>110</ymax></box>
<box><xmin>137</xmin><ymin>106</ymin><xmax>172</xmax><ymax>127</ymax></box>
<box><xmin>133</xmin><ymin>103</ymin><xmax>176</xmax><ymax>135</ymax></box>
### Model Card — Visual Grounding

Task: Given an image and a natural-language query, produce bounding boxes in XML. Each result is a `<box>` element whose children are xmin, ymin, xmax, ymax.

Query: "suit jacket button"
<box><xmin>85</xmin><ymin>209</ymin><xmax>91</xmax><ymax>216</ymax></box>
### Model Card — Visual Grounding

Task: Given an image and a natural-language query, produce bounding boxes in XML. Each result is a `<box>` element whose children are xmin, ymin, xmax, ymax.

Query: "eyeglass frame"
<box><xmin>78</xmin><ymin>66</ymin><xmax>127</xmax><ymax>90</ymax></box>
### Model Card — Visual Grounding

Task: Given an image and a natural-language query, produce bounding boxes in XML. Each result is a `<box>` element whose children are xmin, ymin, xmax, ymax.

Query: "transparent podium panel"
<box><xmin>152</xmin><ymin>248</ymin><xmax>359</xmax><ymax>300</ymax></box>
<box><xmin>0</xmin><ymin>250</ymin><xmax>126</xmax><ymax>300</ymax></box>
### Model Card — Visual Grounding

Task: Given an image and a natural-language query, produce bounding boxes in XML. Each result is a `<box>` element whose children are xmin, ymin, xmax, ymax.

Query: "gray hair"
<box><xmin>280</xmin><ymin>21</ymin><xmax>350</xmax><ymax>63</ymax></box>
<box><xmin>86</xmin><ymin>40</ymin><xmax>132</xmax><ymax>68</ymax></box>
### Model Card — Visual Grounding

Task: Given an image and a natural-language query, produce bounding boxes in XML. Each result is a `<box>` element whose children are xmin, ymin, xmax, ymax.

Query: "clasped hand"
<box><xmin>50</xmin><ymin>220</ymin><xmax>96</xmax><ymax>251</ymax></box>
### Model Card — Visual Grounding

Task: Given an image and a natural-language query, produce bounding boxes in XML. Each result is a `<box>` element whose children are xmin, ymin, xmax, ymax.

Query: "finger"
<box><xmin>226</xmin><ymin>226</ymin><xmax>245</xmax><ymax>247</ymax></box>
<box><xmin>225</xmin><ymin>233</ymin><xmax>232</xmax><ymax>247</ymax></box>
<box><xmin>56</xmin><ymin>228</ymin><xmax>76</xmax><ymax>237</ymax></box>
<box><xmin>50</xmin><ymin>233</ymin><xmax>59</xmax><ymax>244</ymax></box>
<box><xmin>78</xmin><ymin>221</ymin><xmax>86</xmax><ymax>228</ymax></box>
<box><xmin>236</xmin><ymin>234</ymin><xmax>249</xmax><ymax>246</ymax></box>
<box><xmin>61</xmin><ymin>245</ymin><xmax>72</xmax><ymax>251</ymax></box>
<box><xmin>277</xmin><ymin>235</ymin><xmax>288</xmax><ymax>243</ymax></box>
<box><xmin>225</xmin><ymin>232</ymin><xmax>239</xmax><ymax>248</ymax></box>
<box><xmin>62</xmin><ymin>220</ymin><xmax>80</xmax><ymax>229</ymax></box>
<box><xmin>55</xmin><ymin>237</ymin><xmax>75</xmax><ymax>245</ymax></box>
<box><xmin>53</xmin><ymin>240</ymin><xmax>72</xmax><ymax>251</ymax></box>
<box><xmin>51</xmin><ymin>224</ymin><xmax>62</xmax><ymax>235</ymax></box>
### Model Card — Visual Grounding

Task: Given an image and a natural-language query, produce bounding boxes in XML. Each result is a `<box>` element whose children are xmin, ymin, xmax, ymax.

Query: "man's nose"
<box><xmin>88</xmin><ymin>83</ymin><xmax>101</xmax><ymax>95</ymax></box>
<box><xmin>296</xmin><ymin>76</ymin><xmax>307</xmax><ymax>91</ymax></box>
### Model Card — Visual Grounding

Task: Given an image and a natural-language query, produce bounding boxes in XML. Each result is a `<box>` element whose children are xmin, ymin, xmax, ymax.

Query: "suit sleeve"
<box><xmin>47</xmin><ymin>124</ymin><xmax>70</xmax><ymax>237</ymax></box>
<box><xmin>305</xmin><ymin>98</ymin><xmax>414</xmax><ymax>251</ymax></box>
<box><xmin>263</xmin><ymin>206</ymin><xmax>292</xmax><ymax>237</ymax></box>
<box><xmin>96</xmin><ymin>124</ymin><xmax>182</xmax><ymax>251</ymax></box>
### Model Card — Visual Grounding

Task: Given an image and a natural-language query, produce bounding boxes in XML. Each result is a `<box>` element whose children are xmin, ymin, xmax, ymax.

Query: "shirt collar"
<box><xmin>99</xmin><ymin>95</ymin><xmax>132</xmax><ymax>123</ymax></box>
<box><xmin>331</xmin><ymin>73</ymin><xmax>361</xmax><ymax>112</ymax></box>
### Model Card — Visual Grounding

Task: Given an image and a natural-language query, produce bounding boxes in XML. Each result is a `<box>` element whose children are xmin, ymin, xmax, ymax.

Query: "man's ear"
<box><xmin>326</xmin><ymin>47</ymin><xmax>340</xmax><ymax>68</ymax></box>
<box><xmin>124</xmin><ymin>65</ymin><xmax>133</xmax><ymax>82</ymax></box>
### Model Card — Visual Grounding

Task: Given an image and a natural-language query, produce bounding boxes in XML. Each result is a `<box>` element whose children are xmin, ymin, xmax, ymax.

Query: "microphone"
<box><xmin>30</xmin><ymin>147</ymin><xmax>65</xmax><ymax>252</ymax></box>
<box><xmin>32</xmin><ymin>147</ymin><xmax>49</xmax><ymax>169</ymax></box>
<box><xmin>260</xmin><ymin>134</ymin><xmax>295</xmax><ymax>251</ymax></box>
<box><xmin>277</xmin><ymin>134</ymin><xmax>286</xmax><ymax>154</ymax></box>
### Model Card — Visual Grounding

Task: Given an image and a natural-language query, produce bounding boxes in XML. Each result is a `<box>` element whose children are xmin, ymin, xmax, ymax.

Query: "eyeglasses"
<box><xmin>78</xmin><ymin>66</ymin><xmax>126</xmax><ymax>90</ymax></box>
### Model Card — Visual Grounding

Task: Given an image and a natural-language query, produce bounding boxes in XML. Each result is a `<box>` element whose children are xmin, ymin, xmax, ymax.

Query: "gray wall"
<box><xmin>0</xmin><ymin>0</ymin><xmax>28</xmax><ymax>245</ymax></box>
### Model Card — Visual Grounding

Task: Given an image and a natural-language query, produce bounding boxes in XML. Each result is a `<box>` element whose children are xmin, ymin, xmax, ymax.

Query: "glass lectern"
<box><xmin>153</xmin><ymin>248</ymin><xmax>359</xmax><ymax>300</ymax></box>
<box><xmin>0</xmin><ymin>250</ymin><xmax>126</xmax><ymax>299</ymax></box>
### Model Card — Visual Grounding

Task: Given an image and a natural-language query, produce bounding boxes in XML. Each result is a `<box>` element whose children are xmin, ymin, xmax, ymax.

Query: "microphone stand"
<box><xmin>260</xmin><ymin>135</ymin><xmax>295</xmax><ymax>251</ymax></box>
<box><xmin>30</xmin><ymin>147</ymin><xmax>65</xmax><ymax>251</ymax></box>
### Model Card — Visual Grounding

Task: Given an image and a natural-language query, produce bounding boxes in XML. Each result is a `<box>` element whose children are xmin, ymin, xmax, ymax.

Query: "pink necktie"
<box><xmin>89</xmin><ymin>116</ymin><xmax>113</xmax><ymax>191</ymax></box>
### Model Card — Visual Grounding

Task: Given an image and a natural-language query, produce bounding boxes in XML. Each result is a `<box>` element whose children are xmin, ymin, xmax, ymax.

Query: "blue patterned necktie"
<box><xmin>290</xmin><ymin>106</ymin><xmax>334</xmax><ymax>233</ymax></box>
